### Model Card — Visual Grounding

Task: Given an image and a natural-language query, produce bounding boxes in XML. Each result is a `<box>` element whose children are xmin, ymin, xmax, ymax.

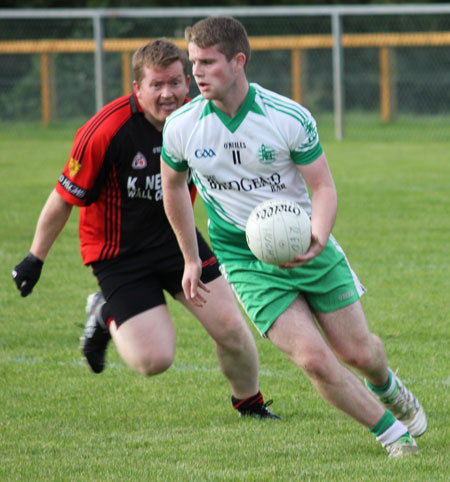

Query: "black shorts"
<box><xmin>91</xmin><ymin>230</ymin><xmax>220</xmax><ymax>326</ymax></box>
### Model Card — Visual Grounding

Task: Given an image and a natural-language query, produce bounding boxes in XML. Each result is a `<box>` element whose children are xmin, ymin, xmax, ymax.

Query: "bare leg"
<box><xmin>110</xmin><ymin>304</ymin><xmax>176</xmax><ymax>376</ymax></box>
<box><xmin>316</xmin><ymin>300</ymin><xmax>427</xmax><ymax>438</ymax></box>
<box><xmin>316</xmin><ymin>300</ymin><xmax>389</xmax><ymax>386</ymax></box>
<box><xmin>177</xmin><ymin>276</ymin><xmax>260</xmax><ymax>400</ymax></box>
<box><xmin>267</xmin><ymin>295</ymin><xmax>384</xmax><ymax>427</ymax></box>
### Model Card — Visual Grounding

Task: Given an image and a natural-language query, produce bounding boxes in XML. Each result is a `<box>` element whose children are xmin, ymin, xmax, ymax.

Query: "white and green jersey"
<box><xmin>162</xmin><ymin>83</ymin><xmax>323</xmax><ymax>262</ymax></box>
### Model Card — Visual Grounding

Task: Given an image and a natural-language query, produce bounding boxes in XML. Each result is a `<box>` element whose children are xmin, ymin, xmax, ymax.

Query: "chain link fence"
<box><xmin>0</xmin><ymin>5</ymin><xmax>449</xmax><ymax>140</ymax></box>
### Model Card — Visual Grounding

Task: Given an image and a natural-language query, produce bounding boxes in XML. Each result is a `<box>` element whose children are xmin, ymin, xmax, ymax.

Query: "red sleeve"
<box><xmin>56</xmin><ymin>96</ymin><xmax>131</xmax><ymax>206</ymax></box>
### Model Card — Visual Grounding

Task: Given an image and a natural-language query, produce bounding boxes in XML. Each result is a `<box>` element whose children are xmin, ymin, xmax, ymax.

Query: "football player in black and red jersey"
<box><xmin>12</xmin><ymin>39</ymin><xmax>278</xmax><ymax>419</ymax></box>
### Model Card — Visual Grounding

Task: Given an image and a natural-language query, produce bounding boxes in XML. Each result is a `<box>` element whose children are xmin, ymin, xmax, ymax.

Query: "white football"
<box><xmin>245</xmin><ymin>199</ymin><xmax>311</xmax><ymax>265</ymax></box>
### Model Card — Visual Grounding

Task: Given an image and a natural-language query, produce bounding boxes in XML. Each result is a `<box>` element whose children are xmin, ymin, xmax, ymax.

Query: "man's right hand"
<box><xmin>181</xmin><ymin>259</ymin><xmax>209</xmax><ymax>307</ymax></box>
<box><xmin>12</xmin><ymin>253</ymin><xmax>44</xmax><ymax>297</ymax></box>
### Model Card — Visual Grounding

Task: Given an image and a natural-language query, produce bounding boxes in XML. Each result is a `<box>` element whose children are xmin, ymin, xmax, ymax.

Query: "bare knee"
<box><xmin>299</xmin><ymin>350</ymin><xmax>338</xmax><ymax>383</ymax></box>
<box><xmin>214</xmin><ymin>316</ymin><xmax>251</xmax><ymax>353</ymax></box>
<box><xmin>339</xmin><ymin>334</ymin><xmax>384</xmax><ymax>371</ymax></box>
<box><xmin>132</xmin><ymin>351</ymin><xmax>174</xmax><ymax>376</ymax></box>
<box><xmin>110</xmin><ymin>307</ymin><xmax>176</xmax><ymax>377</ymax></box>
<box><xmin>340</xmin><ymin>350</ymin><xmax>371</xmax><ymax>371</ymax></box>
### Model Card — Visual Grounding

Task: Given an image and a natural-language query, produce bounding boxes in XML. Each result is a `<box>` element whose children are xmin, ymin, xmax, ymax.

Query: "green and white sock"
<box><xmin>370</xmin><ymin>410</ymin><xmax>408</xmax><ymax>447</ymax></box>
<box><xmin>366</xmin><ymin>368</ymin><xmax>396</xmax><ymax>398</ymax></box>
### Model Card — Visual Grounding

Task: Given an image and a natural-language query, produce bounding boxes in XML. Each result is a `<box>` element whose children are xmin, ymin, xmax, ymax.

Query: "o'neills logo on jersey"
<box><xmin>132</xmin><ymin>152</ymin><xmax>147</xmax><ymax>169</ymax></box>
<box><xmin>223</xmin><ymin>141</ymin><xmax>247</xmax><ymax>149</ymax></box>
<box><xmin>205</xmin><ymin>173</ymin><xmax>286</xmax><ymax>193</ymax></box>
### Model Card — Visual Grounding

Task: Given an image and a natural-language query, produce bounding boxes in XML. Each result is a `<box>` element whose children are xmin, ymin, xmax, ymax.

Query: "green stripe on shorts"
<box><xmin>219</xmin><ymin>236</ymin><xmax>365</xmax><ymax>336</ymax></box>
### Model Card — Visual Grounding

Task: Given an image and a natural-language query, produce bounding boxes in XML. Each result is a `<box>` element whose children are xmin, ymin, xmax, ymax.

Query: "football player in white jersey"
<box><xmin>12</xmin><ymin>38</ymin><xmax>279</xmax><ymax>420</ymax></box>
<box><xmin>161</xmin><ymin>16</ymin><xmax>427</xmax><ymax>457</ymax></box>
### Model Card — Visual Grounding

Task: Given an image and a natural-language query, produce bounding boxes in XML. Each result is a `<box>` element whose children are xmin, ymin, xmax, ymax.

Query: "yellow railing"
<box><xmin>1</xmin><ymin>32</ymin><xmax>449</xmax><ymax>125</ymax></box>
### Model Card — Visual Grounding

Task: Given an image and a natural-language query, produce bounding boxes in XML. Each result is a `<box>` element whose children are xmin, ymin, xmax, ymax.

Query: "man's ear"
<box><xmin>233</xmin><ymin>52</ymin><xmax>247</xmax><ymax>71</ymax></box>
<box><xmin>133</xmin><ymin>80</ymin><xmax>139</xmax><ymax>96</ymax></box>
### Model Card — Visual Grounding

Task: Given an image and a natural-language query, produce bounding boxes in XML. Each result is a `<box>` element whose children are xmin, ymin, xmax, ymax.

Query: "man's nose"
<box><xmin>192</xmin><ymin>63</ymin><xmax>202</xmax><ymax>77</ymax></box>
<box><xmin>161</xmin><ymin>83</ymin><xmax>173</xmax><ymax>97</ymax></box>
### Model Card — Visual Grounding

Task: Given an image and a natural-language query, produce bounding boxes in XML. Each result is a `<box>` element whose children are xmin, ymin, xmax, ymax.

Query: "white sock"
<box><xmin>376</xmin><ymin>420</ymin><xmax>408</xmax><ymax>447</ymax></box>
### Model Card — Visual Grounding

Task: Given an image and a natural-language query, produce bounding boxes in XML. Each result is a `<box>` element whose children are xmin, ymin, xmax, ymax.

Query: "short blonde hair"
<box><xmin>185</xmin><ymin>16</ymin><xmax>251</xmax><ymax>68</ymax></box>
<box><xmin>132</xmin><ymin>38</ymin><xmax>189</xmax><ymax>84</ymax></box>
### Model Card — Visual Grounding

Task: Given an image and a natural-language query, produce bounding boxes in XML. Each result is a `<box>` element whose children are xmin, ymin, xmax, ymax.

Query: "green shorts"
<box><xmin>219</xmin><ymin>236</ymin><xmax>366</xmax><ymax>336</ymax></box>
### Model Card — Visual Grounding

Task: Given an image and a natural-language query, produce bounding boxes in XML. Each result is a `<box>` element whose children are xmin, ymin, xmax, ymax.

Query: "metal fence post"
<box><xmin>93</xmin><ymin>13</ymin><xmax>105</xmax><ymax>112</ymax></box>
<box><xmin>332</xmin><ymin>11</ymin><xmax>344</xmax><ymax>140</ymax></box>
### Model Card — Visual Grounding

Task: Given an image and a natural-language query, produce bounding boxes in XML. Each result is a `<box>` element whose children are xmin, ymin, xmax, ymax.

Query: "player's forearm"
<box><xmin>30</xmin><ymin>189</ymin><xmax>73</xmax><ymax>261</ymax></box>
<box><xmin>166</xmin><ymin>198</ymin><xmax>199</xmax><ymax>264</ymax></box>
<box><xmin>299</xmin><ymin>153</ymin><xmax>337</xmax><ymax>248</ymax></box>
<box><xmin>310</xmin><ymin>185</ymin><xmax>337</xmax><ymax>247</ymax></box>
<box><xmin>162</xmin><ymin>170</ymin><xmax>199</xmax><ymax>264</ymax></box>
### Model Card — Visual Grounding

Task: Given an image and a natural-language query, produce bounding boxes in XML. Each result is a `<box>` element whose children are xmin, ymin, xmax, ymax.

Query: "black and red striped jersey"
<box><xmin>56</xmin><ymin>92</ymin><xmax>195</xmax><ymax>265</ymax></box>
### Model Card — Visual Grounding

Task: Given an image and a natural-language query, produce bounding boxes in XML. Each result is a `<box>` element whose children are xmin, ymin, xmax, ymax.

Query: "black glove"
<box><xmin>12</xmin><ymin>253</ymin><xmax>44</xmax><ymax>297</ymax></box>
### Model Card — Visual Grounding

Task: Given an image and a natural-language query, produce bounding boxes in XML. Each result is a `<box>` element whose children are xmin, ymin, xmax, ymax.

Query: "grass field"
<box><xmin>1</xmin><ymin>123</ymin><xmax>449</xmax><ymax>481</ymax></box>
